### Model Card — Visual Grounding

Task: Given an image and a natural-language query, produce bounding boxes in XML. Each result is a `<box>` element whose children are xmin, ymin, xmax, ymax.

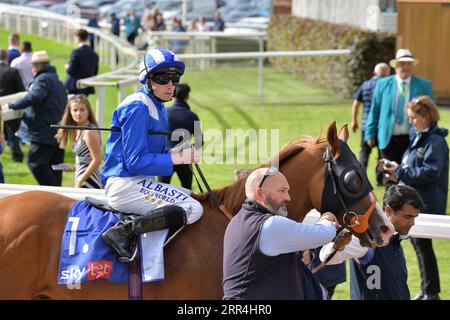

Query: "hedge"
<box><xmin>267</xmin><ymin>15</ymin><xmax>396</xmax><ymax>98</ymax></box>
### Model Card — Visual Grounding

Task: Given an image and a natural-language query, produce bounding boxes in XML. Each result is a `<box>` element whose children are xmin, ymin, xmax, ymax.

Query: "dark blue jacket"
<box><xmin>350</xmin><ymin>234</ymin><xmax>410</xmax><ymax>300</ymax></box>
<box><xmin>7</xmin><ymin>48</ymin><xmax>20</xmax><ymax>65</ymax></box>
<box><xmin>309</xmin><ymin>247</ymin><xmax>346</xmax><ymax>289</ymax></box>
<box><xmin>354</xmin><ymin>76</ymin><xmax>381</xmax><ymax>130</ymax></box>
<box><xmin>65</xmin><ymin>44</ymin><xmax>99</xmax><ymax>95</ymax></box>
<box><xmin>397</xmin><ymin>124</ymin><xmax>449</xmax><ymax>215</ymax></box>
<box><xmin>111</xmin><ymin>17</ymin><xmax>120</xmax><ymax>36</ymax></box>
<box><xmin>10</xmin><ymin>65</ymin><xmax>67</xmax><ymax>145</ymax></box>
<box><xmin>166</xmin><ymin>100</ymin><xmax>200</xmax><ymax>148</ymax></box>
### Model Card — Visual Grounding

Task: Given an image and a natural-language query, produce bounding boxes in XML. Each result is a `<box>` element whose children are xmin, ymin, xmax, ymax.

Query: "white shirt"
<box><xmin>10</xmin><ymin>52</ymin><xmax>33</xmax><ymax>90</ymax></box>
<box><xmin>319</xmin><ymin>235</ymin><xmax>368</xmax><ymax>265</ymax></box>
<box><xmin>259</xmin><ymin>211</ymin><xmax>336</xmax><ymax>256</ymax></box>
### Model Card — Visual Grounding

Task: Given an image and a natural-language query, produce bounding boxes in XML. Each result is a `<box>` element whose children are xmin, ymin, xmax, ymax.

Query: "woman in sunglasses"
<box><xmin>384</xmin><ymin>95</ymin><xmax>448</xmax><ymax>300</ymax></box>
<box><xmin>101</xmin><ymin>48</ymin><xmax>203</xmax><ymax>262</ymax></box>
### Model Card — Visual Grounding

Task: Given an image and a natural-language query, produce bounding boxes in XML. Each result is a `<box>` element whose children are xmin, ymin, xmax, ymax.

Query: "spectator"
<box><xmin>0</xmin><ymin>48</ymin><xmax>26</xmax><ymax>163</ymax></box>
<box><xmin>1</xmin><ymin>51</ymin><xmax>67</xmax><ymax>186</ymax></box>
<box><xmin>187</xmin><ymin>19</ymin><xmax>197</xmax><ymax>32</ymax></box>
<box><xmin>154</xmin><ymin>13</ymin><xmax>166</xmax><ymax>31</ymax></box>
<box><xmin>124</xmin><ymin>10</ymin><xmax>141</xmax><ymax>45</ymax></box>
<box><xmin>320</xmin><ymin>185</ymin><xmax>425</xmax><ymax>300</ymax></box>
<box><xmin>158</xmin><ymin>84</ymin><xmax>201</xmax><ymax>190</ymax></box>
<box><xmin>65</xmin><ymin>29</ymin><xmax>99</xmax><ymax>96</ymax></box>
<box><xmin>365</xmin><ymin>49</ymin><xmax>433</xmax><ymax>188</ymax></box>
<box><xmin>110</xmin><ymin>13</ymin><xmax>120</xmax><ymax>37</ymax></box>
<box><xmin>384</xmin><ymin>96</ymin><xmax>448</xmax><ymax>300</ymax></box>
<box><xmin>100</xmin><ymin>48</ymin><xmax>203</xmax><ymax>261</ymax></box>
<box><xmin>212</xmin><ymin>10</ymin><xmax>225</xmax><ymax>31</ymax></box>
<box><xmin>11</xmin><ymin>41</ymin><xmax>33</xmax><ymax>89</ymax></box>
<box><xmin>169</xmin><ymin>18</ymin><xmax>187</xmax><ymax>54</ymax></box>
<box><xmin>7</xmin><ymin>33</ymin><xmax>20</xmax><ymax>65</ymax></box>
<box><xmin>223</xmin><ymin>167</ymin><xmax>339</xmax><ymax>299</ymax></box>
<box><xmin>56</xmin><ymin>94</ymin><xmax>102</xmax><ymax>189</ymax></box>
<box><xmin>352</xmin><ymin>62</ymin><xmax>391</xmax><ymax>185</ymax></box>
<box><xmin>196</xmin><ymin>16</ymin><xmax>209</xmax><ymax>32</ymax></box>
<box><xmin>87</xmin><ymin>13</ymin><xmax>100</xmax><ymax>50</ymax></box>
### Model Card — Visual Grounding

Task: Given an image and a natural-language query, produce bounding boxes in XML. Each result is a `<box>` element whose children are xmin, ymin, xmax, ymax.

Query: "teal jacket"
<box><xmin>364</xmin><ymin>75</ymin><xmax>433</xmax><ymax>150</ymax></box>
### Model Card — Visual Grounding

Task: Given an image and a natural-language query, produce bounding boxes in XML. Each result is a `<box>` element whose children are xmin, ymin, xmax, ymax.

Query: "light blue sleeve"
<box><xmin>259</xmin><ymin>216</ymin><xmax>336</xmax><ymax>256</ymax></box>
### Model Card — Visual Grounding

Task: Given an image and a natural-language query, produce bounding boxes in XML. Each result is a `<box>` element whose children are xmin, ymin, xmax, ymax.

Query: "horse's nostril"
<box><xmin>380</xmin><ymin>225</ymin><xmax>390</xmax><ymax>234</ymax></box>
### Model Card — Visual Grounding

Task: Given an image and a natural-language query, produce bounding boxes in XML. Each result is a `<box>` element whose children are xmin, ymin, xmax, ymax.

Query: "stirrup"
<box><xmin>118</xmin><ymin>245</ymin><xmax>139</xmax><ymax>263</ymax></box>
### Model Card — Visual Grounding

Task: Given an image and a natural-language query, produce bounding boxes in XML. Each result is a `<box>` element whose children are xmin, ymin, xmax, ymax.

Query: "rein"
<box><xmin>191</xmin><ymin>163</ymin><xmax>233</xmax><ymax>221</ymax></box>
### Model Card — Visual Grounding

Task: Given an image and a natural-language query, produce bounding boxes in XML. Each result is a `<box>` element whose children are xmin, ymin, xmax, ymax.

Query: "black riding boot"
<box><xmin>102</xmin><ymin>205</ymin><xmax>187</xmax><ymax>261</ymax></box>
<box><xmin>101</xmin><ymin>218</ymin><xmax>135</xmax><ymax>260</ymax></box>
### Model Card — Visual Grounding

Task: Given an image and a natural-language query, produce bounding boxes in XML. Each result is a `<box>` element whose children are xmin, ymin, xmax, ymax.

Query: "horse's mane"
<box><xmin>193</xmin><ymin>136</ymin><xmax>325</xmax><ymax>215</ymax></box>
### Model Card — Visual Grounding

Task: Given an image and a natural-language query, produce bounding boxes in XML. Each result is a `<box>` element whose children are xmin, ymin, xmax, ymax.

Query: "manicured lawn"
<box><xmin>1</xmin><ymin>30</ymin><xmax>449</xmax><ymax>300</ymax></box>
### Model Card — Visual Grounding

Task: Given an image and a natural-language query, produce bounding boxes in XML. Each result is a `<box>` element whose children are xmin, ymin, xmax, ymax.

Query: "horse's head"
<box><xmin>318</xmin><ymin>122</ymin><xmax>394</xmax><ymax>247</ymax></box>
<box><xmin>277</xmin><ymin>122</ymin><xmax>394</xmax><ymax>248</ymax></box>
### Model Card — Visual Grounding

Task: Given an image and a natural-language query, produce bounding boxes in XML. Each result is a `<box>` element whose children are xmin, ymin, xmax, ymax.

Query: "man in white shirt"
<box><xmin>10</xmin><ymin>41</ymin><xmax>33</xmax><ymax>90</ymax></box>
<box><xmin>223</xmin><ymin>167</ymin><xmax>340</xmax><ymax>300</ymax></box>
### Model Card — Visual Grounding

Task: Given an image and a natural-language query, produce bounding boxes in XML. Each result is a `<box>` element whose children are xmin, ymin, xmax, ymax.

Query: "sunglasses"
<box><xmin>68</xmin><ymin>93</ymin><xmax>87</xmax><ymax>101</ymax></box>
<box><xmin>259</xmin><ymin>166</ymin><xmax>281</xmax><ymax>188</ymax></box>
<box><xmin>150</xmin><ymin>73</ymin><xmax>181</xmax><ymax>85</ymax></box>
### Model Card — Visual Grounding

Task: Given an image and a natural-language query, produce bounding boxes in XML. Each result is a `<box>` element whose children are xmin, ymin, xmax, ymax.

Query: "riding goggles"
<box><xmin>150</xmin><ymin>72</ymin><xmax>181</xmax><ymax>85</ymax></box>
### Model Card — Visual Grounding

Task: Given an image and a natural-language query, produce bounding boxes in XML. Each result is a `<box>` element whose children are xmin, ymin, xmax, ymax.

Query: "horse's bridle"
<box><xmin>322</xmin><ymin>143</ymin><xmax>377</xmax><ymax>235</ymax></box>
<box><xmin>313</xmin><ymin>143</ymin><xmax>378</xmax><ymax>274</ymax></box>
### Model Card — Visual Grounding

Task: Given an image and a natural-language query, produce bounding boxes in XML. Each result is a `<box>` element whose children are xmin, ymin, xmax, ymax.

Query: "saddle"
<box><xmin>85</xmin><ymin>196</ymin><xmax>184</xmax><ymax>247</ymax></box>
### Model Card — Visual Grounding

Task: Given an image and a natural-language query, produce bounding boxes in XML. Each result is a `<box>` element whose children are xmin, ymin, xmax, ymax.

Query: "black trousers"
<box><xmin>158</xmin><ymin>164</ymin><xmax>192</xmax><ymax>190</ymax></box>
<box><xmin>360</xmin><ymin>131</ymin><xmax>382</xmax><ymax>184</ymax></box>
<box><xmin>4</xmin><ymin>119</ymin><xmax>23</xmax><ymax>162</ymax></box>
<box><xmin>380</xmin><ymin>134</ymin><xmax>409</xmax><ymax>164</ymax></box>
<box><xmin>411</xmin><ymin>237</ymin><xmax>440</xmax><ymax>295</ymax></box>
<box><xmin>27</xmin><ymin>142</ymin><xmax>65</xmax><ymax>186</ymax></box>
<box><xmin>380</xmin><ymin>134</ymin><xmax>409</xmax><ymax>188</ymax></box>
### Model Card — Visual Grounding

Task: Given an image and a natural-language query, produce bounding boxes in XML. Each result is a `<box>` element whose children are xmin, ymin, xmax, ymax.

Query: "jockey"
<box><xmin>101</xmin><ymin>48</ymin><xmax>203</xmax><ymax>261</ymax></box>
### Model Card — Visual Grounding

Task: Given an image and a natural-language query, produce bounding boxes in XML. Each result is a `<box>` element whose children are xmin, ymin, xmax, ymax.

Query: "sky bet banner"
<box><xmin>57</xmin><ymin>201</ymin><xmax>130</xmax><ymax>285</ymax></box>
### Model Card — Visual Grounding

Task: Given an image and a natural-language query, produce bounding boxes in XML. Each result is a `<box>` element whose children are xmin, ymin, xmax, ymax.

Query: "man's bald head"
<box><xmin>374</xmin><ymin>62</ymin><xmax>390</xmax><ymax>77</ymax></box>
<box><xmin>245</xmin><ymin>167</ymin><xmax>291</xmax><ymax>216</ymax></box>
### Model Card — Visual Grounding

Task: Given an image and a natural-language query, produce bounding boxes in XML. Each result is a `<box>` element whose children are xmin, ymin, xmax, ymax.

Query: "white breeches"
<box><xmin>105</xmin><ymin>176</ymin><xmax>203</xmax><ymax>224</ymax></box>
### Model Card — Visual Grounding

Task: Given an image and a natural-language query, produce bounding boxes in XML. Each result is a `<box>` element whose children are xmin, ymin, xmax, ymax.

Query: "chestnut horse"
<box><xmin>0</xmin><ymin>123</ymin><xmax>394</xmax><ymax>299</ymax></box>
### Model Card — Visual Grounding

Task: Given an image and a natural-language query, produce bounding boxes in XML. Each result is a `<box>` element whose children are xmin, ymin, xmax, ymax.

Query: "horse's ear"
<box><xmin>327</xmin><ymin>121</ymin><xmax>340</xmax><ymax>159</ymax></box>
<box><xmin>338</xmin><ymin>124</ymin><xmax>349</xmax><ymax>143</ymax></box>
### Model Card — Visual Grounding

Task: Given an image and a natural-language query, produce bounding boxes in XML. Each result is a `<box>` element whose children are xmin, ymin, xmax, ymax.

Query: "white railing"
<box><xmin>0</xmin><ymin>184</ymin><xmax>448</xmax><ymax>240</ymax></box>
<box><xmin>0</xmin><ymin>183</ymin><xmax>106</xmax><ymax>201</ymax></box>
<box><xmin>0</xmin><ymin>3</ymin><xmax>139</xmax><ymax>127</ymax></box>
<box><xmin>303</xmin><ymin>209</ymin><xmax>450</xmax><ymax>241</ymax></box>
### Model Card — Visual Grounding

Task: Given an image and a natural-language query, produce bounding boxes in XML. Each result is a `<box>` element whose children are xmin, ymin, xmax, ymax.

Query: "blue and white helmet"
<box><xmin>138</xmin><ymin>48</ymin><xmax>185</xmax><ymax>84</ymax></box>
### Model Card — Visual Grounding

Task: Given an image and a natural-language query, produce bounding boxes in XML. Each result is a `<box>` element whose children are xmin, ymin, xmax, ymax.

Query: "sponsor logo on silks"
<box><xmin>137</xmin><ymin>179</ymin><xmax>189</xmax><ymax>204</ymax></box>
<box><xmin>87</xmin><ymin>260</ymin><xmax>113</xmax><ymax>281</ymax></box>
<box><xmin>60</xmin><ymin>264</ymin><xmax>87</xmax><ymax>283</ymax></box>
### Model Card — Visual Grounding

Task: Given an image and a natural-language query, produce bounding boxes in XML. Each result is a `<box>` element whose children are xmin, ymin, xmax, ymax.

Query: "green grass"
<box><xmin>1</xmin><ymin>30</ymin><xmax>449</xmax><ymax>300</ymax></box>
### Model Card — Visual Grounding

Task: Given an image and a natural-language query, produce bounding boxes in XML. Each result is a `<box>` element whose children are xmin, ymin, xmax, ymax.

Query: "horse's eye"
<box><xmin>343</xmin><ymin>170</ymin><xmax>363</xmax><ymax>194</ymax></box>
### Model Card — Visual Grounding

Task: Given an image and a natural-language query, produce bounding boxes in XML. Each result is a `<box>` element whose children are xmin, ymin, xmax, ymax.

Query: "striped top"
<box><xmin>73</xmin><ymin>124</ymin><xmax>103</xmax><ymax>189</ymax></box>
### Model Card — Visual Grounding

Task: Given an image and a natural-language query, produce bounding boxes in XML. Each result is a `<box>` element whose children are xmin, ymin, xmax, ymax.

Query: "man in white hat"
<box><xmin>364</xmin><ymin>48</ymin><xmax>433</xmax><ymax>187</ymax></box>
<box><xmin>1</xmin><ymin>50</ymin><xmax>67</xmax><ymax>186</ymax></box>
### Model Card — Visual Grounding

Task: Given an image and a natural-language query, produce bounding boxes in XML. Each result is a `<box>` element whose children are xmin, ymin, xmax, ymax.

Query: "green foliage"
<box><xmin>267</xmin><ymin>15</ymin><xmax>396</xmax><ymax>98</ymax></box>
